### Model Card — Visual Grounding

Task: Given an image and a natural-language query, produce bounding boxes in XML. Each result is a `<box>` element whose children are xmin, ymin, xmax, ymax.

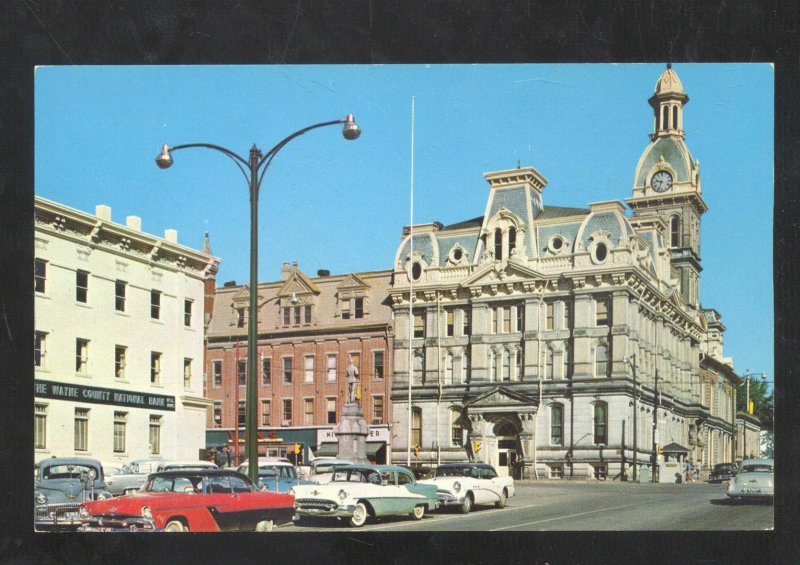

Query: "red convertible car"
<box><xmin>78</xmin><ymin>469</ymin><xmax>294</xmax><ymax>532</ymax></box>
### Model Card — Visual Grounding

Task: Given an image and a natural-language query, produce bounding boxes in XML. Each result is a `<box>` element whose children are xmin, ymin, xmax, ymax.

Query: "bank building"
<box><xmin>389</xmin><ymin>65</ymin><xmax>741</xmax><ymax>480</ymax></box>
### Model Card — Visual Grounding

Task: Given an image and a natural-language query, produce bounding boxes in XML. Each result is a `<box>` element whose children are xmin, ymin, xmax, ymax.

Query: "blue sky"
<box><xmin>35</xmin><ymin>63</ymin><xmax>774</xmax><ymax>387</ymax></box>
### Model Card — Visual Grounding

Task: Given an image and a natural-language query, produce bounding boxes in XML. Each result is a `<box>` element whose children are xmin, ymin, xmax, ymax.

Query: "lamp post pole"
<box><xmin>156</xmin><ymin>115</ymin><xmax>360</xmax><ymax>483</ymax></box>
<box><xmin>623</xmin><ymin>355</ymin><xmax>637</xmax><ymax>482</ymax></box>
<box><xmin>651</xmin><ymin>369</ymin><xmax>659</xmax><ymax>483</ymax></box>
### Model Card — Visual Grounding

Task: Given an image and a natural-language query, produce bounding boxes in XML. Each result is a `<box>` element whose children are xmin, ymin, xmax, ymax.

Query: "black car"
<box><xmin>708</xmin><ymin>463</ymin><xmax>738</xmax><ymax>483</ymax></box>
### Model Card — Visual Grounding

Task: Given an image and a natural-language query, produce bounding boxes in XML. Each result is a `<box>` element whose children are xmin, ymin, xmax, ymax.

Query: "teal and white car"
<box><xmin>726</xmin><ymin>458</ymin><xmax>773</xmax><ymax>504</ymax></box>
<box><xmin>291</xmin><ymin>464</ymin><xmax>437</xmax><ymax>527</ymax></box>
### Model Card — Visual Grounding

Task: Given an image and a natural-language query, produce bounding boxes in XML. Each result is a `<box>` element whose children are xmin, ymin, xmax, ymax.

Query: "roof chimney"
<box><xmin>126</xmin><ymin>216</ymin><xmax>141</xmax><ymax>231</ymax></box>
<box><xmin>317</xmin><ymin>269</ymin><xmax>330</xmax><ymax>277</ymax></box>
<box><xmin>280</xmin><ymin>261</ymin><xmax>293</xmax><ymax>280</ymax></box>
<box><xmin>164</xmin><ymin>229</ymin><xmax>178</xmax><ymax>243</ymax></box>
<box><xmin>95</xmin><ymin>205</ymin><xmax>111</xmax><ymax>221</ymax></box>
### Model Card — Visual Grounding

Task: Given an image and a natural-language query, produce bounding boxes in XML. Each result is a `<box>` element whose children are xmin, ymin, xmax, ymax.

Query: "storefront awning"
<box><xmin>313</xmin><ymin>442</ymin><xmax>384</xmax><ymax>458</ymax></box>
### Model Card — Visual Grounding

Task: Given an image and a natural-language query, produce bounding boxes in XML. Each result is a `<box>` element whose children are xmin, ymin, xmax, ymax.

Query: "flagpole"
<box><xmin>407</xmin><ymin>96</ymin><xmax>415</xmax><ymax>467</ymax></box>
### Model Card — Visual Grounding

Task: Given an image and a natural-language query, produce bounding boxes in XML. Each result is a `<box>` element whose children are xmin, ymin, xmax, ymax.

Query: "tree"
<box><xmin>735</xmin><ymin>377</ymin><xmax>773</xmax><ymax>432</ymax></box>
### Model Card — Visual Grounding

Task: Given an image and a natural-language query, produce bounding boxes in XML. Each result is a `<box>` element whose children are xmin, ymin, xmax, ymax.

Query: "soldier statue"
<box><xmin>346</xmin><ymin>361</ymin><xmax>360</xmax><ymax>404</ymax></box>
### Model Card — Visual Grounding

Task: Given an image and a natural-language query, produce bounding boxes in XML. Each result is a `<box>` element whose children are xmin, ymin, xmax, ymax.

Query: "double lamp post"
<box><xmin>156</xmin><ymin>114</ymin><xmax>361</xmax><ymax>483</ymax></box>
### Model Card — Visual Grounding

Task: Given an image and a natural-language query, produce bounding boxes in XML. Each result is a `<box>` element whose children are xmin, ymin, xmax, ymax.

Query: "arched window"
<box><xmin>672</xmin><ymin>106</ymin><xmax>679</xmax><ymax>130</ymax></box>
<box><xmin>502</xmin><ymin>349</ymin><xmax>510</xmax><ymax>381</ymax></box>
<box><xmin>545</xmin><ymin>347</ymin><xmax>554</xmax><ymax>379</ymax></box>
<box><xmin>445</xmin><ymin>353</ymin><xmax>453</xmax><ymax>384</ymax></box>
<box><xmin>450</xmin><ymin>409</ymin><xmax>464</xmax><ymax>447</ymax></box>
<box><xmin>593</xmin><ymin>402</ymin><xmax>608</xmax><ymax>445</ymax></box>
<box><xmin>411</xmin><ymin>407</ymin><xmax>422</xmax><ymax>449</ymax></box>
<box><xmin>494</xmin><ymin>229</ymin><xmax>503</xmax><ymax>260</ymax></box>
<box><xmin>508</xmin><ymin>227</ymin><xmax>517</xmax><ymax>256</ymax></box>
<box><xmin>413</xmin><ymin>351</ymin><xmax>424</xmax><ymax>384</ymax></box>
<box><xmin>550</xmin><ymin>404</ymin><xmax>564</xmax><ymax>445</ymax></box>
<box><xmin>662</xmin><ymin>106</ymin><xmax>669</xmax><ymax>130</ymax></box>
<box><xmin>670</xmin><ymin>216</ymin><xmax>681</xmax><ymax>248</ymax></box>
<box><xmin>563</xmin><ymin>343</ymin><xmax>572</xmax><ymax>379</ymax></box>
<box><xmin>595</xmin><ymin>344</ymin><xmax>609</xmax><ymax>377</ymax></box>
<box><xmin>488</xmin><ymin>350</ymin><xmax>496</xmax><ymax>381</ymax></box>
<box><xmin>515</xmin><ymin>349</ymin><xmax>523</xmax><ymax>380</ymax></box>
<box><xmin>462</xmin><ymin>353</ymin><xmax>469</xmax><ymax>383</ymax></box>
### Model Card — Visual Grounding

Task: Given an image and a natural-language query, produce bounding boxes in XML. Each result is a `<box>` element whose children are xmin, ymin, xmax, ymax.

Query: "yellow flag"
<box><xmin>748</xmin><ymin>400</ymin><xmax>754</xmax><ymax>414</ymax></box>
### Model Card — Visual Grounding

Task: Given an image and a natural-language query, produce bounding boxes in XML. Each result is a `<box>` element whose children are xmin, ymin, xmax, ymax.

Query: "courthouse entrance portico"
<box><xmin>462</xmin><ymin>386</ymin><xmax>538</xmax><ymax>478</ymax></box>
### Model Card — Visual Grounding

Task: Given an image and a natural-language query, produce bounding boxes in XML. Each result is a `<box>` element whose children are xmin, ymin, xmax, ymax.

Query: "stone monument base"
<box><xmin>333</xmin><ymin>401</ymin><xmax>369</xmax><ymax>464</ymax></box>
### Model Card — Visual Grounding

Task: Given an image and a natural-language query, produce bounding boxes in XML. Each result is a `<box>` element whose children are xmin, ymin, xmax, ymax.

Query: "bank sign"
<box><xmin>317</xmin><ymin>426</ymin><xmax>389</xmax><ymax>446</ymax></box>
<box><xmin>35</xmin><ymin>379</ymin><xmax>175</xmax><ymax>411</ymax></box>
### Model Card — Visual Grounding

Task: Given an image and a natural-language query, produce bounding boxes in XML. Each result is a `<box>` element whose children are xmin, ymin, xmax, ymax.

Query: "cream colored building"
<box><xmin>389</xmin><ymin>65</ymin><xmax>741</xmax><ymax>480</ymax></box>
<box><xmin>34</xmin><ymin>196</ymin><xmax>219</xmax><ymax>464</ymax></box>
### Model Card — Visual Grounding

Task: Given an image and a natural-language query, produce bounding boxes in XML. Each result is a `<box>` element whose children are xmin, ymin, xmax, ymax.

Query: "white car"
<box><xmin>726</xmin><ymin>458</ymin><xmax>773</xmax><ymax>504</ymax></box>
<box><xmin>306</xmin><ymin>458</ymin><xmax>354</xmax><ymax>484</ymax></box>
<box><xmin>418</xmin><ymin>463</ymin><xmax>514</xmax><ymax>513</ymax></box>
<box><xmin>291</xmin><ymin>465</ymin><xmax>438</xmax><ymax>527</ymax></box>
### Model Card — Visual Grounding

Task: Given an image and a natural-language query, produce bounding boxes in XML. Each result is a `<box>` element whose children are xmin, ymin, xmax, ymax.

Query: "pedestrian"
<box><xmin>225</xmin><ymin>447</ymin><xmax>232</xmax><ymax>467</ymax></box>
<box><xmin>695</xmin><ymin>461</ymin><xmax>702</xmax><ymax>481</ymax></box>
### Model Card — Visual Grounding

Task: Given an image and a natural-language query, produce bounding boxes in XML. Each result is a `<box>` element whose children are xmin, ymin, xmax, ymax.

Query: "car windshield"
<box><xmin>331</xmin><ymin>469</ymin><xmax>382</xmax><ymax>483</ymax></box>
<box><xmin>436</xmin><ymin>466</ymin><xmax>478</xmax><ymax>478</ymax></box>
<box><xmin>314</xmin><ymin>463</ymin><xmax>344</xmax><ymax>474</ymax></box>
<box><xmin>146</xmin><ymin>474</ymin><xmax>256</xmax><ymax>494</ymax></box>
<box><xmin>259</xmin><ymin>466</ymin><xmax>296</xmax><ymax>479</ymax></box>
<box><xmin>41</xmin><ymin>463</ymin><xmax>100</xmax><ymax>480</ymax></box>
<box><xmin>741</xmin><ymin>464</ymin><xmax>772</xmax><ymax>473</ymax></box>
<box><xmin>105</xmin><ymin>464</ymin><xmax>133</xmax><ymax>476</ymax></box>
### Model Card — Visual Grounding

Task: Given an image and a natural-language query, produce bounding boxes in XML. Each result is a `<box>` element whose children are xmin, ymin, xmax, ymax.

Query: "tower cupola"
<box><xmin>648</xmin><ymin>63</ymin><xmax>689</xmax><ymax>140</ymax></box>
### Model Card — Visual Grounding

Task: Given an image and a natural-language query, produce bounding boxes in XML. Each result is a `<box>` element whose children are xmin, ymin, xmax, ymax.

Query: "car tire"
<box><xmin>459</xmin><ymin>494</ymin><xmax>473</xmax><ymax>514</ymax></box>
<box><xmin>410</xmin><ymin>505</ymin><xmax>425</xmax><ymax>520</ymax></box>
<box><xmin>255</xmin><ymin>520</ymin><xmax>274</xmax><ymax>532</ymax></box>
<box><xmin>495</xmin><ymin>489</ymin><xmax>507</xmax><ymax>509</ymax></box>
<box><xmin>164</xmin><ymin>520</ymin><xmax>186</xmax><ymax>532</ymax></box>
<box><xmin>350</xmin><ymin>502</ymin><xmax>368</xmax><ymax>527</ymax></box>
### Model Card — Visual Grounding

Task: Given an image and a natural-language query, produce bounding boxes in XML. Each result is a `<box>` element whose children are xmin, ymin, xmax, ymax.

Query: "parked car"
<box><xmin>291</xmin><ymin>464</ymin><xmax>437</xmax><ymax>527</ymax></box>
<box><xmin>726</xmin><ymin>458</ymin><xmax>774</xmax><ymax>504</ymax></box>
<box><xmin>305</xmin><ymin>457</ymin><xmax>354</xmax><ymax>484</ymax></box>
<box><xmin>236</xmin><ymin>460</ymin><xmax>313</xmax><ymax>492</ymax></box>
<box><xmin>128</xmin><ymin>458</ymin><xmax>164</xmax><ymax>475</ymax></box>
<box><xmin>102</xmin><ymin>462</ymin><xmax>149</xmax><ymax>496</ymax></box>
<box><xmin>155</xmin><ymin>460</ymin><xmax>219</xmax><ymax>472</ymax></box>
<box><xmin>708</xmin><ymin>462</ymin><xmax>738</xmax><ymax>483</ymax></box>
<box><xmin>79</xmin><ymin>469</ymin><xmax>295</xmax><ymax>532</ymax></box>
<box><xmin>418</xmin><ymin>463</ymin><xmax>514</xmax><ymax>514</ymax></box>
<box><xmin>35</xmin><ymin>457</ymin><xmax>113</xmax><ymax>531</ymax></box>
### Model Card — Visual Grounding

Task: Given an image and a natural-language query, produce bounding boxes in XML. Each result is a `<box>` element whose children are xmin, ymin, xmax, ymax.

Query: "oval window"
<box><xmin>411</xmin><ymin>262</ymin><xmax>422</xmax><ymax>281</ymax></box>
<box><xmin>452</xmin><ymin>248</ymin><xmax>463</xmax><ymax>261</ymax></box>
<box><xmin>595</xmin><ymin>243</ymin><xmax>607</xmax><ymax>262</ymax></box>
<box><xmin>551</xmin><ymin>237</ymin><xmax>563</xmax><ymax>250</ymax></box>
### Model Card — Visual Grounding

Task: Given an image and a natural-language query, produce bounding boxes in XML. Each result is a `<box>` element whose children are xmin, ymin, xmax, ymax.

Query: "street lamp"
<box><xmin>156</xmin><ymin>114</ymin><xmax>360</xmax><ymax>483</ymax></box>
<box><xmin>623</xmin><ymin>355</ymin><xmax>638</xmax><ymax>482</ymax></box>
<box><xmin>735</xmin><ymin>371</ymin><xmax>765</xmax><ymax>461</ymax></box>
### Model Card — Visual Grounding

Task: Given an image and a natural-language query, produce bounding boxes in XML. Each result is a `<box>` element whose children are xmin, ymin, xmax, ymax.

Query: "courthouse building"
<box><xmin>203</xmin><ymin>262</ymin><xmax>393</xmax><ymax>464</ymax></box>
<box><xmin>34</xmin><ymin>197</ymin><xmax>219</xmax><ymax>463</ymax></box>
<box><xmin>388</xmin><ymin>65</ymin><xmax>741</xmax><ymax>479</ymax></box>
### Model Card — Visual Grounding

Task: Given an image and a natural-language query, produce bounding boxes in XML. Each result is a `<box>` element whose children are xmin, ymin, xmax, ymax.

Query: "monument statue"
<box><xmin>346</xmin><ymin>361</ymin><xmax>359</xmax><ymax>404</ymax></box>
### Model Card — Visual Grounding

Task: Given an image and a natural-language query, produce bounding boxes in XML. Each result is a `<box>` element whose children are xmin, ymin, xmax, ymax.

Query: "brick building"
<box><xmin>204</xmin><ymin>262</ymin><xmax>393</xmax><ymax>464</ymax></box>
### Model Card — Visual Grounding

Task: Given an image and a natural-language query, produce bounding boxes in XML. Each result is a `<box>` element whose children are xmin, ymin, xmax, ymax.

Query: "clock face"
<box><xmin>651</xmin><ymin>170</ymin><xmax>673</xmax><ymax>193</ymax></box>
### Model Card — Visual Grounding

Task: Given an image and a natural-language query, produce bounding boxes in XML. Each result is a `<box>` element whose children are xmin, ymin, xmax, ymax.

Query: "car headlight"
<box><xmin>79</xmin><ymin>505</ymin><xmax>90</xmax><ymax>519</ymax></box>
<box><xmin>141</xmin><ymin>506</ymin><xmax>153</xmax><ymax>520</ymax></box>
<box><xmin>338</xmin><ymin>489</ymin><xmax>348</xmax><ymax>501</ymax></box>
<box><xmin>453</xmin><ymin>481</ymin><xmax>461</xmax><ymax>493</ymax></box>
<box><xmin>35</xmin><ymin>493</ymin><xmax>47</xmax><ymax>505</ymax></box>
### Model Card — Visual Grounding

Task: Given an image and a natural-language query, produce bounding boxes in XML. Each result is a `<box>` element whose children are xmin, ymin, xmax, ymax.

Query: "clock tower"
<box><xmin>627</xmin><ymin>64</ymin><xmax>707</xmax><ymax>309</ymax></box>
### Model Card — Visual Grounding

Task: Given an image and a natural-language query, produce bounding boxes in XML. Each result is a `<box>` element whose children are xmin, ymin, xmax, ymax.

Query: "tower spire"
<box><xmin>649</xmin><ymin>64</ymin><xmax>689</xmax><ymax>140</ymax></box>
<box><xmin>203</xmin><ymin>231</ymin><xmax>212</xmax><ymax>255</ymax></box>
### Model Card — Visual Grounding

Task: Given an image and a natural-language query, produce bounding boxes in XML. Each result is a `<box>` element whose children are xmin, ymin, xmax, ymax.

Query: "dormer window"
<box><xmin>494</xmin><ymin>229</ymin><xmax>503</xmax><ymax>260</ymax></box>
<box><xmin>508</xmin><ymin>227</ymin><xmax>516</xmax><ymax>255</ymax></box>
<box><xmin>670</xmin><ymin>216</ymin><xmax>681</xmax><ymax>247</ymax></box>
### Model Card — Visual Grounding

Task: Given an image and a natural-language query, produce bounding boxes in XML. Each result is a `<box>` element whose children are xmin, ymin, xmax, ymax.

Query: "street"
<box><xmin>287</xmin><ymin>481</ymin><xmax>773</xmax><ymax>531</ymax></box>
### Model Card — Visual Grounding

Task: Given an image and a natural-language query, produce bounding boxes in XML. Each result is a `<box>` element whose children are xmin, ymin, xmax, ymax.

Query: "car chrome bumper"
<box><xmin>294</xmin><ymin>503</ymin><xmax>356</xmax><ymax>519</ymax></box>
<box><xmin>436</xmin><ymin>492</ymin><xmax>465</xmax><ymax>507</ymax></box>
<box><xmin>79</xmin><ymin>517</ymin><xmax>156</xmax><ymax>532</ymax></box>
